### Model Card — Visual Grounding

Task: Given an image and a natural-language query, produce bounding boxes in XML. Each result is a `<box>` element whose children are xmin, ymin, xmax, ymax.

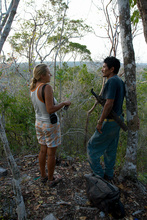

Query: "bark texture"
<box><xmin>137</xmin><ymin>0</ymin><xmax>147</xmax><ymax>43</ymax></box>
<box><xmin>0</xmin><ymin>116</ymin><xmax>27</xmax><ymax>219</ymax></box>
<box><xmin>117</xmin><ymin>0</ymin><xmax>138</xmax><ymax>180</ymax></box>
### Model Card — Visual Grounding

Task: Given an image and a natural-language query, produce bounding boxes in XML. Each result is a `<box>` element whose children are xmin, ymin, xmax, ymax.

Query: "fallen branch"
<box><xmin>75</xmin><ymin>206</ymin><xmax>98</xmax><ymax>211</ymax></box>
<box><xmin>56</xmin><ymin>201</ymin><xmax>71</xmax><ymax>206</ymax></box>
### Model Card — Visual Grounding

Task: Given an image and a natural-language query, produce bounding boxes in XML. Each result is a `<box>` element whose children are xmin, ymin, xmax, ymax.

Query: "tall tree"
<box><xmin>137</xmin><ymin>0</ymin><xmax>147</xmax><ymax>43</ymax></box>
<box><xmin>117</xmin><ymin>0</ymin><xmax>139</xmax><ymax>180</ymax></box>
<box><xmin>53</xmin><ymin>0</ymin><xmax>69</xmax><ymax>91</ymax></box>
<box><xmin>0</xmin><ymin>0</ymin><xmax>27</xmax><ymax>219</ymax></box>
<box><xmin>8</xmin><ymin>0</ymin><xmax>91</xmax><ymax>81</ymax></box>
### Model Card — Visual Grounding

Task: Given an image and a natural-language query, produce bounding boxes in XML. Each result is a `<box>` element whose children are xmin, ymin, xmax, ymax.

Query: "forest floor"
<box><xmin>0</xmin><ymin>154</ymin><xmax>147</xmax><ymax>220</ymax></box>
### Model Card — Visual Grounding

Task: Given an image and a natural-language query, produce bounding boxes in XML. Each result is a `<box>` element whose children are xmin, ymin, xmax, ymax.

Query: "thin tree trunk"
<box><xmin>53</xmin><ymin>1</ymin><xmax>69</xmax><ymax>91</ymax></box>
<box><xmin>137</xmin><ymin>0</ymin><xmax>147</xmax><ymax>43</ymax></box>
<box><xmin>0</xmin><ymin>0</ymin><xmax>26</xmax><ymax>218</ymax></box>
<box><xmin>117</xmin><ymin>0</ymin><xmax>139</xmax><ymax>180</ymax></box>
<box><xmin>0</xmin><ymin>0</ymin><xmax>20</xmax><ymax>52</ymax></box>
<box><xmin>0</xmin><ymin>115</ymin><xmax>27</xmax><ymax>219</ymax></box>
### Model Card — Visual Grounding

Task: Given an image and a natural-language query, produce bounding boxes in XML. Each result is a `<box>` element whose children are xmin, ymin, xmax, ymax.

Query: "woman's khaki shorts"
<box><xmin>35</xmin><ymin>120</ymin><xmax>61</xmax><ymax>148</ymax></box>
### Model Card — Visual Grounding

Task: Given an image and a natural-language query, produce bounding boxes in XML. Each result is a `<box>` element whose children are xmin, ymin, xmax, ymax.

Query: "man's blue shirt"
<box><xmin>102</xmin><ymin>75</ymin><xmax>125</xmax><ymax>116</ymax></box>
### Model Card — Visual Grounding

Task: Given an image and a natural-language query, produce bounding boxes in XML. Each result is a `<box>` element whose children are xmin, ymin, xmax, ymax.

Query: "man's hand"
<box><xmin>96</xmin><ymin>120</ymin><xmax>103</xmax><ymax>134</ymax></box>
<box><xmin>96</xmin><ymin>99</ymin><xmax>114</xmax><ymax>134</ymax></box>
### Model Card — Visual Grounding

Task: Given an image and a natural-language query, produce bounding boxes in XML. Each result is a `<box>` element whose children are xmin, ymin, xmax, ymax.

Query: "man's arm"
<box><xmin>91</xmin><ymin>88</ymin><xmax>128</xmax><ymax>132</ymax></box>
<box><xmin>96</xmin><ymin>99</ymin><xmax>114</xmax><ymax>134</ymax></box>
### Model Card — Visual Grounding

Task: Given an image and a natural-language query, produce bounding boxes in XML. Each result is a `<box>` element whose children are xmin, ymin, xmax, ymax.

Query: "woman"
<box><xmin>30</xmin><ymin>64</ymin><xmax>71</xmax><ymax>186</ymax></box>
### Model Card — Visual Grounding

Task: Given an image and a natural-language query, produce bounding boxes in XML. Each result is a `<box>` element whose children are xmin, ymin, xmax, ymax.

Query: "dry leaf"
<box><xmin>79</xmin><ymin>217</ymin><xmax>87</xmax><ymax>220</ymax></box>
<box><xmin>34</xmin><ymin>204</ymin><xmax>41</xmax><ymax>210</ymax></box>
<box><xmin>118</xmin><ymin>183</ymin><xmax>124</xmax><ymax>189</ymax></box>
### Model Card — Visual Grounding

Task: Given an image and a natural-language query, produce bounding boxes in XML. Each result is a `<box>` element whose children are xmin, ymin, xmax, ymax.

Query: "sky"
<box><xmin>3</xmin><ymin>0</ymin><xmax>147</xmax><ymax>64</ymax></box>
<box><xmin>66</xmin><ymin>0</ymin><xmax>147</xmax><ymax>63</ymax></box>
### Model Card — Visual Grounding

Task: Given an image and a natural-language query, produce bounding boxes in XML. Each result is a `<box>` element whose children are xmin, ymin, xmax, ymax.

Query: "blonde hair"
<box><xmin>30</xmin><ymin>63</ymin><xmax>48</xmax><ymax>90</ymax></box>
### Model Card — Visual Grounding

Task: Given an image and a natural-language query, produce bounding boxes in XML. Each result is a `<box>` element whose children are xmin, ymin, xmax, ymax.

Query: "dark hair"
<box><xmin>104</xmin><ymin>56</ymin><xmax>120</xmax><ymax>74</ymax></box>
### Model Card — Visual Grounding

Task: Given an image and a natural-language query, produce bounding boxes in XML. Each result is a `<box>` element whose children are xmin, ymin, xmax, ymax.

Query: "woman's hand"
<box><xmin>44</xmin><ymin>85</ymin><xmax>71</xmax><ymax>113</ymax></box>
<box><xmin>64</xmin><ymin>100</ymin><xmax>71</xmax><ymax>107</ymax></box>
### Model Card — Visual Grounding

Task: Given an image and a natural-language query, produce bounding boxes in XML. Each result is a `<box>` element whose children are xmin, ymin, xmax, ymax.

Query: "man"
<box><xmin>87</xmin><ymin>56</ymin><xmax>125</xmax><ymax>181</ymax></box>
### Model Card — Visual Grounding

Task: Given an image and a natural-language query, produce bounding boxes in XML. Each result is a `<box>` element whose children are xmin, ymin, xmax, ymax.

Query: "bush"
<box><xmin>0</xmin><ymin>88</ymin><xmax>37</xmax><ymax>154</ymax></box>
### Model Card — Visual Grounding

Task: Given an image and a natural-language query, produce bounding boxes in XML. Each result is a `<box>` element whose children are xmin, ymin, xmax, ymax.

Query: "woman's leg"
<box><xmin>47</xmin><ymin>147</ymin><xmax>57</xmax><ymax>181</ymax></box>
<box><xmin>39</xmin><ymin>144</ymin><xmax>47</xmax><ymax>178</ymax></box>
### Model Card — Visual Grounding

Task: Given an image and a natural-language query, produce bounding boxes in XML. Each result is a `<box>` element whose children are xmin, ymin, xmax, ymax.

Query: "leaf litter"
<box><xmin>0</xmin><ymin>154</ymin><xmax>146</xmax><ymax>220</ymax></box>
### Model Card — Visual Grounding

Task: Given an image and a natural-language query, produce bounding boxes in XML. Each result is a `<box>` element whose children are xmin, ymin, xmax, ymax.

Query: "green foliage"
<box><xmin>78</xmin><ymin>64</ymin><xmax>94</xmax><ymax>86</ymax></box>
<box><xmin>138</xmin><ymin>173</ymin><xmax>147</xmax><ymax>184</ymax></box>
<box><xmin>136</xmin><ymin>69</ymin><xmax>147</xmax><ymax>176</ymax></box>
<box><xmin>129</xmin><ymin>0</ymin><xmax>137</xmax><ymax>8</ymax></box>
<box><xmin>129</xmin><ymin>0</ymin><xmax>141</xmax><ymax>25</ymax></box>
<box><xmin>137</xmin><ymin>93</ymin><xmax>147</xmax><ymax>176</ymax></box>
<box><xmin>56</xmin><ymin>62</ymin><xmax>69</xmax><ymax>82</ymax></box>
<box><xmin>0</xmin><ymin>90</ymin><xmax>16</xmax><ymax>110</ymax></box>
<box><xmin>69</xmin><ymin>42</ymin><xmax>91</xmax><ymax>55</ymax></box>
<box><xmin>67</xmin><ymin>42</ymin><xmax>92</xmax><ymax>62</ymax></box>
<box><xmin>0</xmin><ymin>88</ymin><xmax>36</xmax><ymax>153</ymax></box>
<box><xmin>137</xmin><ymin>70</ymin><xmax>147</xmax><ymax>120</ymax></box>
<box><xmin>116</xmin><ymin>130</ymin><xmax>128</xmax><ymax>168</ymax></box>
<box><xmin>131</xmin><ymin>9</ymin><xmax>140</xmax><ymax>25</ymax></box>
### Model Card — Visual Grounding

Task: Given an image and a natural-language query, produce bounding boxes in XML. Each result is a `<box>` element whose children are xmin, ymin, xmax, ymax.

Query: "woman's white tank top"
<box><xmin>30</xmin><ymin>83</ymin><xmax>58</xmax><ymax>122</ymax></box>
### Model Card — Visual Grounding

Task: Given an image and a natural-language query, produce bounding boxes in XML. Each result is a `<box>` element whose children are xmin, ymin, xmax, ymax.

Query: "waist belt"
<box><xmin>104</xmin><ymin>119</ymin><xmax>115</xmax><ymax>122</ymax></box>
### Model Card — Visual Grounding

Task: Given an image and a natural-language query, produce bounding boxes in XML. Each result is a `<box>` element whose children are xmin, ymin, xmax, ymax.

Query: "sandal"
<box><xmin>48</xmin><ymin>174</ymin><xmax>62</xmax><ymax>187</ymax></box>
<box><xmin>41</xmin><ymin>176</ymin><xmax>48</xmax><ymax>183</ymax></box>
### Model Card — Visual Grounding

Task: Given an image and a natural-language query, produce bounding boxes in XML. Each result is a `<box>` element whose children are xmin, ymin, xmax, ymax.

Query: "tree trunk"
<box><xmin>117</xmin><ymin>0</ymin><xmax>139</xmax><ymax>180</ymax></box>
<box><xmin>137</xmin><ymin>0</ymin><xmax>147</xmax><ymax>43</ymax></box>
<box><xmin>0</xmin><ymin>1</ymin><xmax>26</xmax><ymax>217</ymax></box>
<box><xmin>0</xmin><ymin>0</ymin><xmax>20</xmax><ymax>52</ymax></box>
<box><xmin>53</xmin><ymin>3</ymin><xmax>68</xmax><ymax>91</ymax></box>
<box><xmin>0</xmin><ymin>115</ymin><xmax>27</xmax><ymax>219</ymax></box>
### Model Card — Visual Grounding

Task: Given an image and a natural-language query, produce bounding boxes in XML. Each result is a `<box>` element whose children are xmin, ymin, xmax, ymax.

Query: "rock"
<box><xmin>43</xmin><ymin>213</ymin><xmax>57</xmax><ymax>220</ymax></box>
<box><xmin>99</xmin><ymin>211</ymin><xmax>105</xmax><ymax>218</ymax></box>
<box><xmin>0</xmin><ymin>167</ymin><xmax>8</xmax><ymax>177</ymax></box>
<box><xmin>132</xmin><ymin>210</ymin><xmax>143</xmax><ymax>216</ymax></box>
